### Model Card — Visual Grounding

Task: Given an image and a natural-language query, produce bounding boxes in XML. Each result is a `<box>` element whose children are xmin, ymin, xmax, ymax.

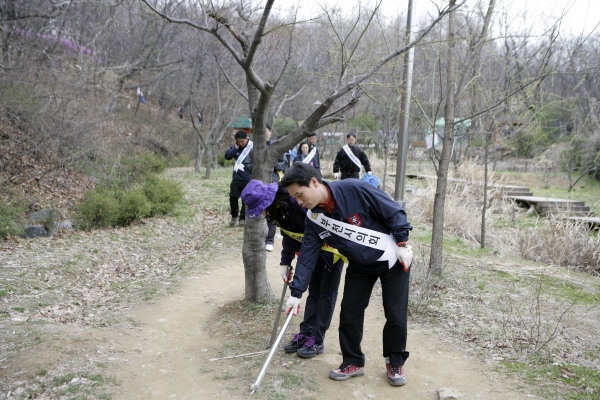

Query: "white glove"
<box><xmin>334</xmin><ymin>172</ymin><xmax>340</xmax><ymax>180</ymax></box>
<box><xmin>280</xmin><ymin>265</ymin><xmax>293</xmax><ymax>283</ymax></box>
<box><xmin>397</xmin><ymin>243</ymin><xmax>413</xmax><ymax>271</ymax></box>
<box><xmin>286</xmin><ymin>296</ymin><xmax>301</xmax><ymax>316</ymax></box>
<box><xmin>367</xmin><ymin>171</ymin><xmax>372</xmax><ymax>175</ymax></box>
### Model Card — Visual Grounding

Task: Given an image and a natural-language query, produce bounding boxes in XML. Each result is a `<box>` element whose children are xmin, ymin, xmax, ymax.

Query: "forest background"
<box><xmin>2</xmin><ymin>0</ymin><xmax>600</xmax><ymax>399</ymax></box>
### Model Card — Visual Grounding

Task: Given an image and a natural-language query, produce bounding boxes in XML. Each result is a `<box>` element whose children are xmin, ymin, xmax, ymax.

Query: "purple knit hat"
<box><xmin>241</xmin><ymin>180</ymin><xmax>279</xmax><ymax>219</ymax></box>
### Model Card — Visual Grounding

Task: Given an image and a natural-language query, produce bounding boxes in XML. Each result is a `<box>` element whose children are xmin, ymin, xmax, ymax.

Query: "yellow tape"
<box><xmin>279</xmin><ymin>228</ymin><xmax>347</xmax><ymax>265</ymax></box>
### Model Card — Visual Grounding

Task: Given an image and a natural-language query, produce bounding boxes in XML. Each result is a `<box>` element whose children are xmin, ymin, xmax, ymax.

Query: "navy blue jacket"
<box><xmin>268</xmin><ymin>195</ymin><xmax>334</xmax><ymax>270</ymax></box>
<box><xmin>289</xmin><ymin>179</ymin><xmax>412</xmax><ymax>298</ymax></box>
<box><xmin>333</xmin><ymin>145</ymin><xmax>371</xmax><ymax>174</ymax></box>
<box><xmin>225</xmin><ymin>143</ymin><xmax>253</xmax><ymax>182</ymax></box>
<box><xmin>308</xmin><ymin>143</ymin><xmax>321</xmax><ymax>173</ymax></box>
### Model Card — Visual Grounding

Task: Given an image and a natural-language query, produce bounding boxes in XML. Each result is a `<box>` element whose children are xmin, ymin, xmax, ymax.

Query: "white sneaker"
<box><xmin>275</xmin><ymin>233</ymin><xmax>283</xmax><ymax>239</ymax></box>
<box><xmin>265</xmin><ymin>244</ymin><xmax>274</xmax><ymax>252</ymax></box>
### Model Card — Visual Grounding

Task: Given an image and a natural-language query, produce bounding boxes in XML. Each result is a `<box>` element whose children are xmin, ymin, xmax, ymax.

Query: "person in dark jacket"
<box><xmin>306</xmin><ymin>132</ymin><xmax>321</xmax><ymax>175</ymax></box>
<box><xmin>265</xmin><ymin>123</ymin><xmax>288</xmax><ymax>251</ymax></box>
<box><xmin>281</xmin><ymin>162</ymin><xmax>413</xmax><ymax>387</ymax></box>
<box><xmin>241</xmin><ymin>180</ymin><xmax>344</xmax><ymax>358</ymax></box>
<box><xmin>293</xmin><ymin>142</ymin><xmax>312</xmax><ymax>164</ymax></box>
<box><xmin>224</xmin><ymin>130</ymin><xmax>253</xmax><ymax>227</ymax></box>
<box><xmin>332</xmin><ymin>133</ymin><xmax>372</xmax><ymax>180</ymax></box>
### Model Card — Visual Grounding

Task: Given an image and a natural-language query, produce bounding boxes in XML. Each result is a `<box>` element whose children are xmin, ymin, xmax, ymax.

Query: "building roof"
<box><xmin>231</xmin><ymin>115</ymin><xmax>252</xmax><ymax>129</ymax></box>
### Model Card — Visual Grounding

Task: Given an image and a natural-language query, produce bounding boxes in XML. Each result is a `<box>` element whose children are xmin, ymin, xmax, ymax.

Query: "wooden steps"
<box><xmin>402</xmin><ymin>173</ymin><xmax>597</xmax><ymax>222</ymax></box>
<box><xmin>503</xmin><ymin>195</ymin><xmax>595</xmax><ymax>217</ymax></box>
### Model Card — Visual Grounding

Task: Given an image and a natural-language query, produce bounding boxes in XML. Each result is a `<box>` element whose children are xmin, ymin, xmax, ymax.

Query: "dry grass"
<box><xmin>517</xmin><ymin>216</ymin><xmax>600</xmax><ymax>272</ymax></box>
<box><xmin>404</xmin><ymin>160</ymin><xmax>509</xmax><ymax>245</ymax></box>
<box><xmin>320</xmin><ymin>153</ymin><xmax>600</xmax><ymax>275</ymax></box>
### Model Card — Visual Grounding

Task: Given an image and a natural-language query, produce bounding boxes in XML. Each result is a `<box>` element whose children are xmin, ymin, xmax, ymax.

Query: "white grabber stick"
<box><xmin>268</xmin><ymin>265</ymin><xmax>292</xmax><ymax>348</ymax></box>
<box><xmin>250</xmin><ymin>311</ymin><xmax>294</xmax><ymax>394</ymax></box>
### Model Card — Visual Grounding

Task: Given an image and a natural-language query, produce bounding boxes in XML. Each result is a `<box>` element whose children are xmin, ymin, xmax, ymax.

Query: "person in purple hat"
<box><xmin>242</xmin><ymin>180</ymin><xmax>345</xmax><ymax>359</ymax></box>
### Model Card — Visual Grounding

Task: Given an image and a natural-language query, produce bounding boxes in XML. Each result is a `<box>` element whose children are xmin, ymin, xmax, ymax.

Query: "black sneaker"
<box><xmin>297</xmin><ymin>336</ymin><xmax>324</xmax><ymax>358</ymax></box>
<box><xmin>283</xmin><ymin>333</ymin><xmax>306</xmax><ymax>353</ymax></box>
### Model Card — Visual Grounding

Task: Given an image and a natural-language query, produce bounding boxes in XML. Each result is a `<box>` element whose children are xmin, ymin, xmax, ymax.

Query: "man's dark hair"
<box><xmin>308</xmin><ymin>132</ymin><xmax>317</xmax><ymax>137</ymax></box>
<box><xmin>266</xmin><ymin>123</ymin><xmax>272</xmax><ymax>130</ymax></box>
<box><xmin>235</xmin><ymin>130</ymin><xmax>248</xmax><ymax>139</ymax></box>
<box><xmin>281</xmin><ymin>163</ymin><xmax>322</xmax><ymax>188</ymax></box>
<box><xmin>346</xmin><ymin>132</ymin><xmax>356</xmax><ymax>139</ymax></box>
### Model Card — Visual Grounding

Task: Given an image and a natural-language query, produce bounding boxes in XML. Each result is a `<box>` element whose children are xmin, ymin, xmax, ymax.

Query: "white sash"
<box><xmin>343</xmin><ymin>145</ymin><xmax>362</xmax><ymax>171</ymax></box>
<box><xmin>233</xmin><ymin>140</ymin><xmax>253</xmax><ymax>172</ymax></box>
<box><xmin>302</xmin><ymin>146</ymin><xmax>317</xmax><ymax>164</ymax></box>
<box><xmin>307</xmin><ymin>210</ymin><xmax>397</xmax><ymax>269</ymax></box>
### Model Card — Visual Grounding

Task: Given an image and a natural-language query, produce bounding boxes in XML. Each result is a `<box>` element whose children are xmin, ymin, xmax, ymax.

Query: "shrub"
<box><xmin>217</xmin><ymin>152</ymin><xmax>235</xmax><ymax>167</ymax></box>
<box><xmin>78</xmin><ymin>187</ymin><xmax>120</xmax><ymax>229</ymax></box>
<box><xmin>142</xmin><ymin>174</ymin><xmax>184</xmax><ymax>216</ymax></box>
<box><xmin>117</xmin><ymin>187</ymin><xmax>152</xmax><ymax>225</ymax></box>
<box><xmin>171</xmin><ymin>153</ymin><xmax>192</xmax><ymax>167</ymax></box>
<box><xmin>0</xmin><ymin>199</ymin><xmax>25</xmax><ymax>239</ymax></box>
<box><xmin>120</xmin><ymin>151</ymin><xmax>169</xmax><ymax>182</ymax></box>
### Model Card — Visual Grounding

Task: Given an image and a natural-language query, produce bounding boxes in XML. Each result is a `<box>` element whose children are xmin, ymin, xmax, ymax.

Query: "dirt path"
<box><xmin>0</xmin><ymin>168</ymin><xmax>543</xmax><ymax>399</ymax></box>
<box><xmin>105</xmin><ymin>235</ymin><xmax>532</xmax><ymax>399</ymax></box>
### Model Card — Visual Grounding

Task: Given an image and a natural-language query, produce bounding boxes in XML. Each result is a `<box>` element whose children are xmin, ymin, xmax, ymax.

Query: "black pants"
<box><xmin>229</xmin><ymin>179</ymin><xmax>249</xmax><ymax>220</ymax></box>
<box><xmin>339</xmin><ymin>261</ymin><xmax>410</xmax><ymax>367</ymax></box>
<box><xmin>341</xmin><ymin>171</ymin><xmax>359</xmax><ymax>180</ymax></box>
<box><xmin>265</xmin><ymin>221</ymin><xmax>277</xmax><ymax>245</ymax></box>
<box><xmin>299</xmin><ymin>257</ymin><xmax>344</xmax><ymax>345</ymax></box>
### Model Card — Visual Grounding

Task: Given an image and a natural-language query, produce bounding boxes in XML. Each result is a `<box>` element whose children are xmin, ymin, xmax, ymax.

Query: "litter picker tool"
<box><xmin>250</xmin><ymin>311</ymin><xmax>294</xmax><ymax>394</ymax></box>
<box><xmin>268</xmin><ymin>265</ymin><xmax>292</xmax><ymax>348</ymax></box>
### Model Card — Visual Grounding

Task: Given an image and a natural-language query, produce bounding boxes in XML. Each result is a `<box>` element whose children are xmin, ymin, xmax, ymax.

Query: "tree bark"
<box><xmin>195</xmin><ymin>140</ymin><xmax>204</xmax><ymax>173</ymax></box>
<box><xmin>429</xmin><ymin>5</ymin><xmax>456</xmax><ymax>275</ymax></box>
<box><xmin>242</xmin><ymin>75</ymin><xmax>275</xmax><ymax>303</ymax></box>
<box><xmin>481</xmin><ymin>132</ymin><xmax>490</xmax><ymax>248</ymax></box>
<box><xmin>103</xmin><ymin>78</ymin><xmax>125</xmax><ymax>116</ymax></box>
<box><xmin>242</xmin><ymin>216</ymin><xmax>273</xmax><ymax>302</ymax></box>
<box><xmin>204</xmin><ymin>142</ymin><xmax>212</xmax><ymax>179</ymax></box>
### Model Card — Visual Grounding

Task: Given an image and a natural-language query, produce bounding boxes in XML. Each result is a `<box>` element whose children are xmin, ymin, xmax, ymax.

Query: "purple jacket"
<box><xmin>268</xmin><ymin>194</ymin><xmax>334</xmax><ymax>270</ymax></box>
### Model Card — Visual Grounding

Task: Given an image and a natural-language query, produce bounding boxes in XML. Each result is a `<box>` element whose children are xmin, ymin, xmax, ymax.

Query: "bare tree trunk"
<box><xmin>213</xmin><ymin>143</ymin><xmax>218</xmax><ymax>169</ymax></box>
<box><xmin>204</xmin><ymin>142</ymin><xmax>212</xmax><ymax>179</ymax></box>
<box><xmin>103</xmin><ymin>78</ymin><xmax>125</xmax><ymax>116</ymax></box>
<box><xmin>481</xmin><ymin>131</ymin><xmax>490</xmax><ymax>248</ymax></box>
<box><xmin>242</xmin><ymin>76</ymin><xmax>275</xmax><ymax>303</ymax></box>
<box><xmin>195</xmin><ymin>140</ymin><xmax>204</xmax><ymax>173</ymax></box>
<box><xmin>430</xmin><ymin>5</ymin><xmax>456</xmax><ymax>275</ymax></box>
<box><xmin>382</xmin><ymin>113</ymin><xmax>390</xmax><ymax>191</ymax></box>
<box><xmin>242</xmin><ymin>217</ymin><xmax>273</xmax><ymax>302</ymax></box>
<box><xmin>0</xmin><ymin>0</ymin><xmax>15</xmax><ymax>67</ymax></box>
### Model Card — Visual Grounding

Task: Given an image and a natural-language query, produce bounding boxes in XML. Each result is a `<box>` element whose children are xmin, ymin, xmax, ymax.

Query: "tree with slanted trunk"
<box><xmin>141</xmin><ymin>0</ymin><xmax>463</xmax><ymax>302</ymax></box>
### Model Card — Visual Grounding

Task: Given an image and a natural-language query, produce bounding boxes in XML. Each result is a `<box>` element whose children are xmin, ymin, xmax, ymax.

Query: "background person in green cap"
<box><xmin>224</xmin><ymin>130</ymin><xmax>253</xmax><ymax>226</ymax></box>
